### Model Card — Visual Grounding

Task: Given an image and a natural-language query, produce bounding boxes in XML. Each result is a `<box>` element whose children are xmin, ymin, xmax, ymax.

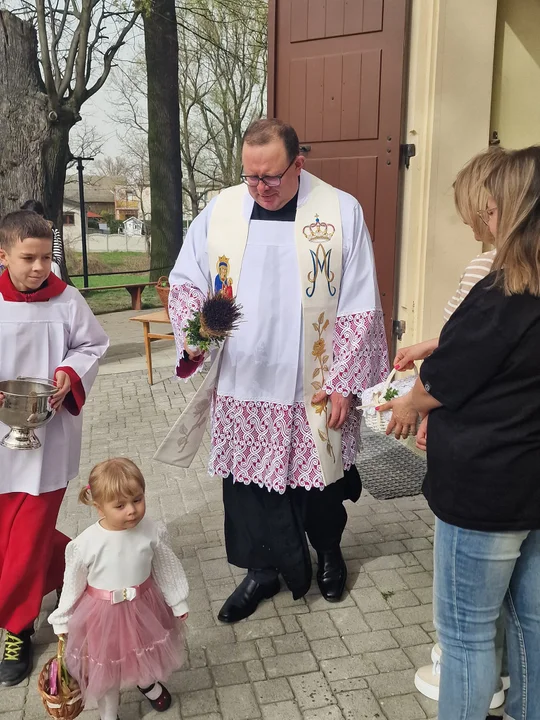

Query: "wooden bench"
<box><xmin>130</xmin><ymin>309</ymin><xmax>175</xmax><ymax>385</ymax></box>
<box><xmin>80</xmin><ymin>281</ymin><xmax>157</xmax><ymax>310</ymax></box>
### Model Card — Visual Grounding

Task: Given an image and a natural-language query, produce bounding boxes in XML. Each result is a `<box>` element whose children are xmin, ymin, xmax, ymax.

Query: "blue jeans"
<box><xmin>433</xmin><ymin>519</ymin><xmax>540</xmax><ymax>720</ymax></box>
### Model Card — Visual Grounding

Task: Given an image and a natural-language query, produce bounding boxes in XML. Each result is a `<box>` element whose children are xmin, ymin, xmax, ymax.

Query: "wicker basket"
<box><xmin>156</xmin><ymin>277</ymin><xmax>170</xmax><ymax>317</ymax></box>
<box><xmin>359</xmin><ymin>366</ymin><xmax>419</xmax><ymax>434</ymax></box>
<box><xmin>38</xmin><ymin>637</ymin><xmax>84</xmax><ymax>720</ymax></box>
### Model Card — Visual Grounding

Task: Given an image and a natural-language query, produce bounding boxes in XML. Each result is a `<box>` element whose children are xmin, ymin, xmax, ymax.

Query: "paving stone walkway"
<box><xmin>2</xmin><ymin>310</ymin><xmax>454</xmax><ymax>720</ymax></box>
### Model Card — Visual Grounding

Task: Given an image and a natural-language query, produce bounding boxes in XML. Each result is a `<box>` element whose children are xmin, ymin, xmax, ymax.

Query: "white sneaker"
<box><xmin>432</xmin><ymin>644</ymin><xmax>510</xmax><ymax>692</ymax></box>
<box><xmin>414</xmin><ymin>659</ymin><xmax>441</xmax><ymax>701</ymax></box>
<box><xmin>416</xmin><ymin>649</ymin><xmax>505</xmax><ymax>708</ymax></box>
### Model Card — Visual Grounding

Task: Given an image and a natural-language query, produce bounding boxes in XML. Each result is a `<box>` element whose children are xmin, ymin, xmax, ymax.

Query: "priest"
<box><xmin>162</xmin><ymin>119</ymin><xmax>388</xmax><ymax>622</ymax></box>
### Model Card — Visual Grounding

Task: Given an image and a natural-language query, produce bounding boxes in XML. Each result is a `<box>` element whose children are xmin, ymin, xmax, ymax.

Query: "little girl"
<box><xmin>49</xmin><ymin>458</ymin><xmax>189</xmax><ymax>720</ymax></box>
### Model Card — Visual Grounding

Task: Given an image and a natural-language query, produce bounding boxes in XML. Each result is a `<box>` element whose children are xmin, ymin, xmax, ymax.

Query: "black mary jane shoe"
<box><xmin>316</xmin><ymin>547</ymin><xmax>347</xmax><ymax>602</ymax></box>
<box><xmin>138</xmin><ymin>682</ymin><xmax>172</xmax><ymax>712</ymax></box>
<box><xmin>218</xmin><ymin>575</ymin><xmax>280</xmax><ymax>623</ymax></box>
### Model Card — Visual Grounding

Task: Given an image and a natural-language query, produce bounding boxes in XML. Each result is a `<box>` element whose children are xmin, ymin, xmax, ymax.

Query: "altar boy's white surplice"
<box><xmin>168</xmin><ymin>171</ymin><xmax>388</xmax><ymax>493</ymax></box>
<box><xmin>0</xmin><ymin>281</ymin><xmax>109</xmax><ymax>496</ymax></box>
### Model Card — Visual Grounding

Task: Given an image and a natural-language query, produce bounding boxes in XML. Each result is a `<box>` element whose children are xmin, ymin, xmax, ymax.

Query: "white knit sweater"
<box><xmin>49</xmin><ymin>516</ymin><xmax>189</xmax><ymax>634</ymax></box>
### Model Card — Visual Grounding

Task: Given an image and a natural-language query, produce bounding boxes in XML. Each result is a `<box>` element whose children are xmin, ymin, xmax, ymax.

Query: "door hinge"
<box><xmin>400</xmin><ymin>144</ymin><xmax>416</xmax><ymax>169</ymax></box>
<box><xmin>300</xmin><ymin>144</ymin><xmax>311</xmax><ymax>154</ymax></box>
<box><xmin>393</xmin><ymin>319</ymin><xmax>406</xmax><ymax>340</ymax></box>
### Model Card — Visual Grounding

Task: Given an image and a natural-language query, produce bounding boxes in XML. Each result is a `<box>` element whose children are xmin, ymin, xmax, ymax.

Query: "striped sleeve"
<box><xmin>52</xmin><ymin>227</ymin><xmax>65</xmax><ymax>267</ymax></box>
<box><xmin>443</xmin><ymin>249</ymin><xmax>496</xmax><ymax>322</ymax></box>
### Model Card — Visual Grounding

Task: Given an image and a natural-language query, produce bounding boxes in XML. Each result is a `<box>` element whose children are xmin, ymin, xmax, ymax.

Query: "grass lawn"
<box><xmin>68</xmin><ymin>252</ymin><xmax>165</xmax><ymax>315</ymax></box>
<box><xmin>69</xmin><ymin>251</ymin><xmax>149</xmax><ymax>271</ymax></box>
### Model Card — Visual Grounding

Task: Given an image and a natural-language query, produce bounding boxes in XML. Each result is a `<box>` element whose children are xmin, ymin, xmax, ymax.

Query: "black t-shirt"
<box><xmin>421</xmin><ymin>273</ymin><xmax>540</xmax><ymax>531</ymax></box>
<box><xmin>250</xmin><ymin>191</ymin><xmax>299</xmax><ymax>222</ymax></box>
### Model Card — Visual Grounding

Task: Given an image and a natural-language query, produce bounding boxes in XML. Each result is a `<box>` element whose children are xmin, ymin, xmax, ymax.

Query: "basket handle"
<box><xmin>56</xmin><ymin>635</ymin><xmax>69</xmax><ymax>698</ymax></box>
<box><xmin>357</xmin><ymin>365</ymin><xmax>418</xmax><ymax>411</ymax></box>
<box><xmin>156</xmin><ymin>276</ymin><xmax>169</xmax><ymax>286</ymax></box>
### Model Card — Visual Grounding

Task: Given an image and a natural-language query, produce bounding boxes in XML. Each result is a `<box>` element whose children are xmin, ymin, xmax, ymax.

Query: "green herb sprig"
<box><xmin>383</xmin><ymin>387</ymin><xmax>399</xmax><ymax>402</ymax></box>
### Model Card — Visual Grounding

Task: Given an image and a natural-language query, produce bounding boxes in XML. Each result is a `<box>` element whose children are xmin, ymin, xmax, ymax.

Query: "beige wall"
<box><xmin>395</xmin><ymin>0</ymin><xmax>497</xmax><ymax>352</ymax></box>
<box><xmin>491</xmin><ymin>0</ymin><xmax>540</xmax><ymax>149</ymax></box>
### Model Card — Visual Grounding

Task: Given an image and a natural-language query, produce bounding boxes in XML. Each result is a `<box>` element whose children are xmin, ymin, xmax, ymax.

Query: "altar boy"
<box><xmin>0</xmin><ymin>211</ymin><xmax>109</xmax><ymax>685</ymax></box>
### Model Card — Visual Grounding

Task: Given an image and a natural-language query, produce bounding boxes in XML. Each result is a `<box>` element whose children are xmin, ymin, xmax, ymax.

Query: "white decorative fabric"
<box><xmin>361</xmin><ymin>373</ymin><xmax>418</xmax><ymax>428</ymax></box>
<box><xmin>325</xmin><ymin>310</ymin><xmax>388</xmax><ymax>397</ymax></box>
<box><xmin>208</xmin><ymin>308</ymin><xmax>386</xmax><ymax>493</ymax></box>
<box><xmin>168</xmin><ymin>282</ymin><xmax>205</xmax><ymax>363</ymax></box>
<box><xmin>0</xmin><ymin>286</ymin><xmax>109</xmax><ymax>496</ymax></box>
<box><xmin>48</xmin><ymin>516</ymin><xmax>189</xmax><ymax>634</ymax></box>
<box><xmin>165</xmin><ymin>171</ymin><xmax>389</xmax><ymax>491</ymax></box>
<box><xmin>210</xmin><ymin>396</ymin><xmax>362</xmax><ymax>493</ymax></box>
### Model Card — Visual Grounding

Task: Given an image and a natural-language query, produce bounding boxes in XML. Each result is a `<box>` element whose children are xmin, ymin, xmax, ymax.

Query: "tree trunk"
<box><xmin>143</xmin><ymin>0</ymin><xmax>183</xmax><ymax>281</ymax></box>
<box><xmin>0</xmin><ymin>11</ymin><xmax>75</xmax><ymax>225</ymax></box>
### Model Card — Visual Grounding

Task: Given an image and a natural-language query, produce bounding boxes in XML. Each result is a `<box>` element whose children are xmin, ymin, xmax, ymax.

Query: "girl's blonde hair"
<box><xmin>79</xmin><ymin>457</ymin><xmax>146</xmax><ymax>506</ymax></box>
<box><xmin>485</xmin><ymin>145</ymin><xmax>540</xmax><ymax>296</ymax></box>
<box><xmin>453</xmin><ymin>146</ymin><xmax>506</xmax><ymax>244</ymax></box>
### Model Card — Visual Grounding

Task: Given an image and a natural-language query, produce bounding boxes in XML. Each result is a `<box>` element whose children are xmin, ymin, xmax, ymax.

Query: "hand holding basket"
<box><xmin>38</xmin><ymin>636</ymin><xmax>84</xmax><ymax>720</ymax></box>
<box><xmin>358</xmin><ymin>366</ymin><xmax>419</xmax><ymax>434</ymax></box>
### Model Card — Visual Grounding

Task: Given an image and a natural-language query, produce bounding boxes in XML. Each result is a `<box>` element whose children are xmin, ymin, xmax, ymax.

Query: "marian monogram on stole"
<box><xmin>304</xmin><ymin>215</ymin><xmax>336</xmax><ymax>298</ymax></box>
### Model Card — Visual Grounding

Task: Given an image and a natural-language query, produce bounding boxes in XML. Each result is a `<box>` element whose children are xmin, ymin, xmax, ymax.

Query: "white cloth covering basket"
<box><xmin>359</xmin><ymin>366</ymin><xmax>419</xmax><ymax>434</ymax></box>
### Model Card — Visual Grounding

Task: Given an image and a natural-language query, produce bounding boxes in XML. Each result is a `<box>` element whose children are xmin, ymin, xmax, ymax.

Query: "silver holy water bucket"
<box><xmin>0</xmin><ymin>378</ymin><xmax>58</xmax><ymax>450</ymax></box>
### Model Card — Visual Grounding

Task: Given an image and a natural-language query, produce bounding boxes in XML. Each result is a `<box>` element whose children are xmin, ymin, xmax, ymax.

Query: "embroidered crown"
<box><xmin>303</xmin><ymin>215</ymin><xmax>335</xmax><ymax>243</ymax></box>
<box><xmin>217</xmin><ymin>255</ymin><xmax>229</xmax><ymax>268</ymax></box>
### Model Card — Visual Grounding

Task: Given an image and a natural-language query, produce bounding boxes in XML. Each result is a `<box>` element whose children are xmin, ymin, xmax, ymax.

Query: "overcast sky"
<box><xmin>80</xmin><ymin>28</ymin><xmax>144</xmax><ymax>163</ymax></box>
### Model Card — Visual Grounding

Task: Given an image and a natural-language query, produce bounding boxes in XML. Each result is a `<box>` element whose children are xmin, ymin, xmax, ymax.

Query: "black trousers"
<box><xmin>223</xmin><ymin>466</ymin><xmax>361</xmax><ymax>598</ymax></box>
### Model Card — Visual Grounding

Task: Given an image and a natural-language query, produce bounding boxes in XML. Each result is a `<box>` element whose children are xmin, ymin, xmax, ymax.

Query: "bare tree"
<box><xmin>143</xmin><ymin>0</ymin><xmax>183</xmax><ymax>278</ymax></box>
<box><xmin>183</xmin><ymin>0</ymin><xmax>267</xmax><ymax>188</ymax></box>
<box><xmin>107</xmin><ymin>0</ymin><xmax>267</xmax><ymax>221</ymax></box>
<box><xmin>69</xmin><ymin>119</ymin><xmax>106</xmax><ymax>160</ymax></box>
<box><xmin>94</xmin><ymin>155</ymin><xmax>133</xmax><ymax>178</ymax></box>
<box><xmin>0</xmin><ymin>4</ymin><xmax>139</xmax><ymax>225</ymax></box>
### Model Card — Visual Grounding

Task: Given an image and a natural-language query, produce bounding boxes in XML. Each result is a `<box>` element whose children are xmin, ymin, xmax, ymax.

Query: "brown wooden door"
<box><xmin>268</xmin><ymin>0</ymin><xmax>409</xmax><ymax>339</ymax></box>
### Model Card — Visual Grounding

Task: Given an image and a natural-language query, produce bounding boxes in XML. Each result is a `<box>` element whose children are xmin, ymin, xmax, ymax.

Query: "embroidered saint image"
<box><xmin>215</xmin><ymin>256</ymin><xmax>233</xmax><ymax>298</ymax></box>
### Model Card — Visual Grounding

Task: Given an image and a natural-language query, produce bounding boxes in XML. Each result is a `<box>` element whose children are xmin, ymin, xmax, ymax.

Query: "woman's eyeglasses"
<box><xmin>477</xmin><ymin>206</ymin><xmax>497</xmax><ymax>226</ymax></box>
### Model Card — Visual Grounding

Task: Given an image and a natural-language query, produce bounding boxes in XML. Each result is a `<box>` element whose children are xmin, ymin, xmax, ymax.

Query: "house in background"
<box><xmin>64</xmin><ymin>175</ymin><xmax>123</xmax><ymax>217</ymax></box>
<box><xmin>122</xmin><ymin>216</ymin><xmax>145</xmax><ymax>236</ymax></box>
<box><xmin>62</xmin><ymin>200</ymin><xmax>104</xmax><ymax>247</ymax></box>
<box><xmin>114</xmin><ymin>184</ymin><xmax>151</xmax><ymax>222</ymax></box>
<box><xmin>61</xmin><ymin>198</ymin><xmax>82</xmax><ymax>247</ymax></box>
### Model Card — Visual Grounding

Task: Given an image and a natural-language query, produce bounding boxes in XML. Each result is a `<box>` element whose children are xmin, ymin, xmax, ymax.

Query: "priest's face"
<box><xmin>242</xmin><ymin>140</ymin><xmax>305</xmax><ymax>211</ymax></box>
<box><xmin>0</xmin><ymin>236</ymin><xmax>52</xmax><ymax>292</ymax></box>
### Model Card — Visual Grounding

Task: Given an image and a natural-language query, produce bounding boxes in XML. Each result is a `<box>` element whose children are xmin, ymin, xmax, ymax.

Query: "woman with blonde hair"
<box><xmin>390</xmin><ymin>148</ymin><xmax>509</xmax><ymax>706</ymax></box>
<box><xmin>393</xmin><ymin>146</ymin><xmax>505</xmax><ymax>378</ymax></box>
<box><xmin>382</xmin><ymin>145</ymin><xmax>540</xmax><ymax>719</ymax></box>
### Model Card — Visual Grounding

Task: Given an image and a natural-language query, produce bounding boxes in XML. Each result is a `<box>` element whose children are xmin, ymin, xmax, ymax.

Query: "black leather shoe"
<box><xmin>218</xmin><ymin>576</ymin><xmax>280</xmax><ymax>623</ymax></box>
<box><xmin>0</xmin><ymin>627</ymin><xmax>34</xmax><ymax>686</ymax></box>
<box><xmin>138</xmin><ymin>682</ymin><xmax>172</xmax><ymax>712</ymax></box>
<box><xmin>316</xmin><ymin>547</ymin><xmax>347</xmax><ymax>602</ymax></box>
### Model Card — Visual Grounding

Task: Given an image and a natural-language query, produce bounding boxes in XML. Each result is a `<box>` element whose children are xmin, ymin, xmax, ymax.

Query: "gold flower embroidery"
<box><xmin>311</xmin><ymin>312</ymin><xmax>335</xmax><ymax>462</ymax></box>
<box><xmin>312</xmin><ymin>338</ymin><xmax>326</xmax><ymax>358</ymax></box>
<box><xmin>311</xmin><ymin>398</ymin><xmax>326</xmax><ymax>415</ymax></box>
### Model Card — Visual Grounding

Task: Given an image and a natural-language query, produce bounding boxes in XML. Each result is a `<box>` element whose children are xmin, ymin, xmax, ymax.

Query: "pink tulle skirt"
<box><xmin>65</xmin><ymin>578</ymin><xmax>186</xmax><ymax>701</ymax></box>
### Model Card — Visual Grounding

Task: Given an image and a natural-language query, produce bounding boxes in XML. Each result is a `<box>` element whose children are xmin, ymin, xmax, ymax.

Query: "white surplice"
<box><xmin>169</xmin><ymin>172</ymin><xmax>389</xmax><ymax>493</ymax></box>
<box><xmin>0</xmin><ymin>285</ymin><xmax>109</xmax><ymax>496</ymax></box>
